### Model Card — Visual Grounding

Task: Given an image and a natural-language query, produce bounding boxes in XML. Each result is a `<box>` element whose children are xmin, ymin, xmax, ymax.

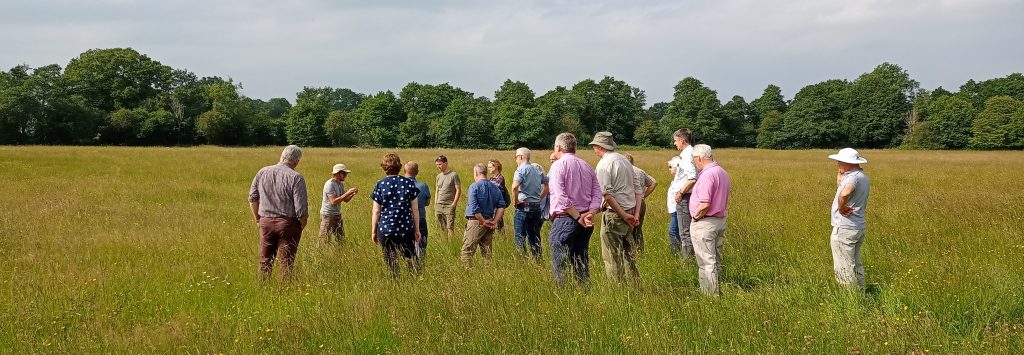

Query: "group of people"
<box><xmin>247</xmin><ymin>129</ymin><xmax>872</xmax><ymax>295</ymax></box>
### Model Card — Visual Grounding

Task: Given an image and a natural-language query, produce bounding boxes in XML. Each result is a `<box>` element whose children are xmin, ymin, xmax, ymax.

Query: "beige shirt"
<box><xmin>435</xmin><ymin>170</ymin><xmax>461</xmax><ymax>208</ymax></box>
<box><xmin>595</xmin><ymin>151</ymin><xmax>642</xmax><ymax>210</ymax></box>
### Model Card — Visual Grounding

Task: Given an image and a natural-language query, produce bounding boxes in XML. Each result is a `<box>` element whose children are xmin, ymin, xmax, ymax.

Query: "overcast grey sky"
<box><xmin>2</xmin><ymin>0</ymin><xmax>1022</xmax><ymax>104</ymax></box>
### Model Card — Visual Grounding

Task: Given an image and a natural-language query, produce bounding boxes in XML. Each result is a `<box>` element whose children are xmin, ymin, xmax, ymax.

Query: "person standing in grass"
<box><xmin>511</xmin><ymin>148</ymin><xmax>547</xmax><ymax>263</ymax></box>
<box><xmin>319</xmin><ymin>163</ymin><xmax>358</xmax><ymax>244</ymax></box>
<box><xmin>591</xmin><ymin>132</ymin><xmax>644</xmax><ymax>283</ymax></box>
<box><xmin>672</xmin><ymin>128</ymin><xmax>699</xmax><ymax>260</ymax></box>
<box><xmin>625</xmin><ymin>153</ymin><xmax>657</xmax><ymax>255</ymax></box>
<box><xmin>434</xmin><ymin>155</ymin><xmax>462</xmax><ymax>238</ymax></box>
<box><xmin>689</xmin><ymin>144</ymin><xmax>731</xmax><ymax>296</ymax></box>
<box><xmin>248</xmin><ymin>145</ymin><xmax>308</xmax><ymax>281</ymax></box>
<box><xmin>404</xmin><ymin>161</ymin><xmax>431</xmax><ymax>269</ymax></box>
<box><xmin>548</xmin><ymin>132</ymin><xmax>603</xmax><ymax>287</ymax></box>
<box><xmin>487</xmin><ymin>159</ymin><xmax>511</xmax><ymax>233</ymax></box>
<box><xmin>371</xmin><ymin>153</ymin><xmax>422</xmax><ymax>278</ymax></box>
<box><xmin>828</xmin><ymin>148</ymin><xmax>871</xmax><ymax>290</ymax></box>
<box><xmin>461</xmin><ymin>163</ymin><xmax>506</xmax><ymax>266</ymax></box>
<box><xmin>665</xmin><ymin>156</ymin><xmax>685</xmax><ymax>256</ymax></box>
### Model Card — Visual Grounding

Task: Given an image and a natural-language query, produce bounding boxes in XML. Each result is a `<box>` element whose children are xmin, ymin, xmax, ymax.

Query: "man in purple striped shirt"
<box><xmin>547</xmin><ymin>132</ymin><xmax>603</xmax><ymax>287</ymax></box>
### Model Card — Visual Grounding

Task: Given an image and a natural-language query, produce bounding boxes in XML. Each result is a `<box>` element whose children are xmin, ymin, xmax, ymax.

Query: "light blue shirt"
<box><xmin>513</xmin><ymin>162</ymin><xmax>546</xmax><ymax>204</ymax></box>
<box><xmin>407</xmin><ymin>176</ymin><xmax>431</xmax><ymax>220</ymax></box>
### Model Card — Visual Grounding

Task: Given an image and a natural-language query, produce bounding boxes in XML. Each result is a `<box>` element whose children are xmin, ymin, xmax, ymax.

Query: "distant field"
<box><xmin>0</xmin><ymin>146</ymin><xmax>1022</xmax><ymax>353</ymax></box>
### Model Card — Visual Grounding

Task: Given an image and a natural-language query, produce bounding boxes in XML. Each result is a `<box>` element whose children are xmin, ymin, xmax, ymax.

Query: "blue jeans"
<box><xmin>514</xmin><ymin>203</ymin><xmax>544</xmax><ymax>262</ymax></box>
<box><xmin>668</xmin><ymin>212</ymin><xmax>681</xmax><ymax>255</ymax></box>
<box><xmin>550</xmin><ymin>216</ymin><xmax>593</xmax><ymax>287</ymax></box>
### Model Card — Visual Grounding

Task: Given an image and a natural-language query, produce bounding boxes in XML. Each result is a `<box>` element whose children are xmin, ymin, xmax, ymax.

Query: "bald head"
<box><xmin>404</xmin><ymin>161</ymin><xmax>419</xmax><ymax>177</ymax></box>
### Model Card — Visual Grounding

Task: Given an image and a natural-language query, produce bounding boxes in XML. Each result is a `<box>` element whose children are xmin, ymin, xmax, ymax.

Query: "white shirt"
<box><xmin>667</xmin><ymin>145</ymin><xmax>697</xmax><ymax>211</ymax></box>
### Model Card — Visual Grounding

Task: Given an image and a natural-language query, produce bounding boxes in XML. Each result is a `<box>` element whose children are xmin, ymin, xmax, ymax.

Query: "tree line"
<box><xmin>2</xmin><ymin>48</ymin><xmax>1023</xmax><ymax>149</ymax></box>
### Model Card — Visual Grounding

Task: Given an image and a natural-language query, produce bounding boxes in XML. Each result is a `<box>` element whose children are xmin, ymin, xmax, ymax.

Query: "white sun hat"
<box><xmin>331</xmin><ymin>163</ymin><xmax>352</xmax><ymax>174</ymax></box>
<box><xmin>828</xmin><ymin>148</ymin><xmax>868</xmax><ymax>164</ymax></box>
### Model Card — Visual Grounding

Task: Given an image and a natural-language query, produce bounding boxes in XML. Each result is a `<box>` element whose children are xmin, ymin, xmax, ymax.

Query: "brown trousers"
<box><xmin>259</xmin><ymin>217</ymin><xmax>302</xmax><ymax>279</ymax></box>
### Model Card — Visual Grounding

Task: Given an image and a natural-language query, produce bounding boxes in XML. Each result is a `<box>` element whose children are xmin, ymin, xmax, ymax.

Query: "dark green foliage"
<box><xmin>969</xmin><ymin>96</ymin><xmax>1024</xmax><ymax>149</ymax></box>
<box><xmin>4</xmin><ymin>48</ymin><xmax>1024</xmax><ymax>150</ymax></box>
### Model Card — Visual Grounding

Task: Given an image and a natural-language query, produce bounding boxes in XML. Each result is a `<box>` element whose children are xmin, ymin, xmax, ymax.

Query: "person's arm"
<box><xmin>692</xmin><ymin>202</ymin><xmax>710</xmax><ymax>221</ymax></box>
<box><xmin>837</xmin><ymin>182</ymin><xmax>857</xmax><ymax>216</ymax></box>
<box><xmin>424</xmin><ymin>186</ymin><xmax>431</xmax><ymax>207</ymax></box>
<box><xmin>250</xmin><ymin>202</ymin><xmax>260</xmax><ymax>223</ymax></box>
<box><xmin>643</xmin><ymin>177</ymin><xmax>657</xmax><ymax>199</ymax></box>
<box><xmin>411</xmin><ymin>199</ymin><xmax>421</xmax><ymax>242</ymax></box>
<box><xmin>331</xmin><ymin>188</ymin><xmax>357</xmax><ymax>204</ymax></box>
<box><xmin>632</xmin><ymin>169</ymin><xmax>644</xmax><ymax>221</ymax></box>
<box><xmin>604</xmin><ymin>194</ymin><xmax>639</xmax><ymax>227</ymax></box>
<box><xmin>294</xmin><ymin>177</ymin><xmax>309</xmax><ymax>229</ymax></box>
<box><xmin>371</xmin><ymin>201</ymin><xmax>381</xmax><ymax>244</ymax></box>
<box><xmin>453</xmin><ymin>184</ymin><xmax>462</xmax><ymax>210</ymax></box>
<box><xmin>510</xmin><ymin>180</ymin><xmax>522</xmax><ymax>206</ymax></box>
<box><xmin>677</xmin><ymin>179</ymin><xmax>696</xmax><ymax>201</ymax></box>
<box><xmin>249</xmin><ymin>172</ymin><xmax>261</xmax><ymax>222</ymax></box>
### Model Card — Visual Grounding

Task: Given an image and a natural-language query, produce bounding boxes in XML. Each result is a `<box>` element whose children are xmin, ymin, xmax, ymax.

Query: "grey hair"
<box><xmin>531</xmin><ymin>162</ymin><xmax>545</xmax><ymax>174</ymax></box>
<box><xmin>554</xmin><ymin>132</ymin><xmax>577</xmax><ymax>153</ymax></box>
<box><xmin>473</xmin><ymin>163</ymin><xmax>488</xmax><ymax>176</ymax></box>
<box><xmin>673</xmin><ymin>128</ymin><xmax>693</xmax><ymax>144</ymax></box>
<box><xmin>515</xmin><ymin>147</ymin><xmax>531</xmax><ymax>161</ymax></box>
<box><xmin>692</xmin><ymin>144</ymin><xmax>713</xmax><ymax>160</ymax></box>
<box><xmin>280</xmin><ymin>145</ymin><xmax>302</xmax><ymax>162</ymax></box>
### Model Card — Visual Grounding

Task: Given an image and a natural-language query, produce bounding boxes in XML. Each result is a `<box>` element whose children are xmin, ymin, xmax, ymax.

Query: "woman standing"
<box><xmin>665</xmin><ymin>156</ymin><xmax>684</xmax><ymax>256</ymax></box>
<box><xmin>487</xmin><ymin>159</ymin><xmax>511</xmax><ymax>232</ymax></box>
<box><xmin>370</xmin><ymin>153</ymin><xmax>422</xmax><ymax>278</ymax></box>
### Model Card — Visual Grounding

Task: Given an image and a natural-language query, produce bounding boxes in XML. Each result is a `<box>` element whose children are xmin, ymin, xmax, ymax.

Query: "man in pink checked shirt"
<box><xmin>546</xmin><ymin>132</ymin><xmax>603</xmax><ymax>287</ymax></box>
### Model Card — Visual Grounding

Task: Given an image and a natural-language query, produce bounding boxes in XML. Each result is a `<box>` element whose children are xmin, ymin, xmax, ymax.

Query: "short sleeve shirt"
<box><xmin>407</xmin><ymin>176</ymin><xmax>431</xmax><ymax>219</ymax></box>
<box><xmin>371</xmin><ymin>175</ymin><xmax>420</xmax><ymax>236</ymax></box>
<box><xmin>320</xmin><ymin>179</ymin><xmax>344</xmax><ymax>216</ymax></box>
<box><xmin>831</xmin><ymin>170</ymin><xmax>870</xmax><ymax>229</ymax></box>
<box><xmin>513</xmin><ymin>163</ymin><xmax>544</xmax><ymax>203</ymax></box>
<box><xmin>435</xmin><ymin>171</ymin><xmax>461</xmax><ymax>208</ymax></box>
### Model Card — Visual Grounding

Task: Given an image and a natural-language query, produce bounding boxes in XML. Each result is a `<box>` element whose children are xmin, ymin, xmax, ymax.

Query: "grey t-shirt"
<box><xmin>831</xmin><ymin>170</ymin><xmax>870</xmax><ymax>229</ymax></box>
<box><xmin>435</xmin><ymin>170</ymin><xmax>461</xmax><ymax>208</ymax></box>
<box><xmin>320</xmin><ymin>179</ymin><xmax>345</xmax><ymax>216</ymax></box>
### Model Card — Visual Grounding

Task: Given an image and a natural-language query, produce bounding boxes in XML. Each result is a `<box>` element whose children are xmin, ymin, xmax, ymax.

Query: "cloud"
<box><xmin>1</xmin><ymin>0</ymin><xmax>1022</xmax><ymax>103</ymax></box>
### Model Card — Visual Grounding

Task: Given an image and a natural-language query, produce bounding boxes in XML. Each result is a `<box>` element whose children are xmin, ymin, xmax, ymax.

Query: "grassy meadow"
<box><xmin>0</xmin><ymin>146</ymin><xmax>1022</xmax><ymax>353</ymax></box>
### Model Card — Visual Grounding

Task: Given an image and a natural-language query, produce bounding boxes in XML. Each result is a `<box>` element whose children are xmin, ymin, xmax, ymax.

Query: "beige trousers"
<box><xmin>691</xmin><ymin>216</ymin><xmax>726</xmax><ymax>295</ymax></box>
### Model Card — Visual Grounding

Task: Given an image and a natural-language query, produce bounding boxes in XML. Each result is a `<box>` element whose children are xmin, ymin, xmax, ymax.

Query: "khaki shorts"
<box><xmin>319</xmin><ymin>214</ymin><xmax>345</xmax><ymax>243</ymax></box>
<box><xmin>436</xmin><ymin>206</ymin><xmax>456</xmax><ymax>230</ymax></box>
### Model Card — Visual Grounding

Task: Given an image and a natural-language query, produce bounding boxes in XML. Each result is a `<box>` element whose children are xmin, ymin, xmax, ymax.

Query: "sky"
<box><xmin>2</xmin><ymin>0</ymin><xmax>1022</xmax><ymax>105</ymax></box>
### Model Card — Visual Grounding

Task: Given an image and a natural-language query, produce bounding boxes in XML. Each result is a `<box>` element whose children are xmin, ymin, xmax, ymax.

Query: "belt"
<box><xmin>517</xmin><ymin>202</ymin><xmax>542</xmax><ymax>206</ymax></box>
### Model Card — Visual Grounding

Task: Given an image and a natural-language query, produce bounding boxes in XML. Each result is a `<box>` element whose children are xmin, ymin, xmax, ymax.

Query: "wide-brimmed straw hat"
<box><xmin>331</xmin><ymin>163</ymin><xmax>352</xmax><ymax>174</ymax></box>
<box><xmin>828</xmin><ymin>148</ymin><xmax>868</xmax><ymax>164</ymax></box>
<box><xmin>588</xmin><ymin>131</ymin><xmax>617</xmax><ymax>150</ymax></box>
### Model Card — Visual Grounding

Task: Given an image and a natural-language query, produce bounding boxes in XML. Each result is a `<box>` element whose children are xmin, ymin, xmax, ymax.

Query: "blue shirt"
<box><xmin>370</xmin><ymin>175</ymin><xmax>420</xmax><ymax>236</ymax></box>
<box><xmin>465</xmin><ymin>179</ymin><xmax>506</xmax><ymax>219</ymax></box>
<box><xmin>406</xmin><ymin>176</ymin><xmax>431</xmax><ymax>221</ymax></box>
<box><xmin>513</xmin><ymin>163</ymin><xmax>546</xmax><ymax>204</ymax></box>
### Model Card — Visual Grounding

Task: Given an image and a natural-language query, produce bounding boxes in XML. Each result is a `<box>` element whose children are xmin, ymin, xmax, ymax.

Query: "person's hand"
<box><xmin>372</xmin><ymin>230</ymin><xmax>379</xmax><ymax>244</ymax></box>
<box><xmin>414</xmin><ymin>230</ymin><xmax>421</xmax><ymax>242</ymax></box>
<box><xmin>839</xmin><ymin>204</ymin><xmax>853</xmax><ymax>217</ymax></box>
<box><xmin>485</xmin><ymin>220</ymin><xmax>497</xmax><ymax>229</ymax></box>
<box><xmin>674</xmin><ymin>192</ymin><xmax>683</xmax><ymax>204</ymax></box>
<box><xmin>624</xmin><ymin>214</ymin><xmax>639</xmax><ymax>227</ymax></box>
<box><xmin>348</xmin><ymin>188</ymin><xmax>358</xmax><ymax>195</ymax></box>
<box><xmin>580</xmin><ymin>213</ymin><xmax>595</xmax><ymax>228</ymax></box>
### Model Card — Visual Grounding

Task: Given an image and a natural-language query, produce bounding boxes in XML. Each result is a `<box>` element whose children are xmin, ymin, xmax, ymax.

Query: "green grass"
<box><xmin>1</xmin><ymin>146</ymin><xmax>1022</xmax><ymax>353</ymax></box>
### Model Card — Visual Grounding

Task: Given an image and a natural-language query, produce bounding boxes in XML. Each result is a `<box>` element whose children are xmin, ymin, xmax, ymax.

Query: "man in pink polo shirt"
<box><xmin>689</xmin><ymin>144</ymin><xmax>731</xmax><ymax>295</ymax></box>
<box><xmin>547</xmin><ymin>132</ymin><xmax>604</xmax><ymax>287</ymax></box>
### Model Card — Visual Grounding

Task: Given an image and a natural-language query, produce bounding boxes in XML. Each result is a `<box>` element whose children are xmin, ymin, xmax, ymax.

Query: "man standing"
<box><xmin>511</xmin><ymin>147</ymin><xmax>546</xmax><ymax>262</ymax></box>
<box><xmin>461</xmin><ymin>163</ymin><xmax>506</xmax><ymax>266</ymax></box>
<box><xmin>625</xmin><ymin>153</ymin><xmax>657</xmax><ymax>254</ymax></box>
<box><xmin>434</xmin><ymin>155</ymin><xmax>462</xmax><ymax>238</ymax></box>
<box><xmin>320</xmin><ymin>163</ymin><xmax>358</xmax><ymax>244</ymax></box>
<box><xmin>248</xmin><ymin>145</ymin><xmax>309</xmax><ymax>281</ymax></box>
<box><xmin>828</xmin><ymin>148</ymin><xmax>871</xmax><ymax>290</ymax></box>
<box><xmin>591</xmin><ymin>132</ymin><xmax>644</xmax><ymax>283</ymax></box>
<box><xmin>689</xmin><ymin>144</ymin><xmax>731</xmax><ymax>295</ymax></box>
<box><xmin>671</xmin><ymin>128</ymin><xmax>698</xmax><ymax>260</ymax></box>
<box><xmin>548</xmin><ymin>133</ymin><xmax>603</xmax><ymax>287</ymax></box>
<box><xmin>404</xmin><ymin>161</ymin><xmax>431</xmax><ymax>268</ymax></box>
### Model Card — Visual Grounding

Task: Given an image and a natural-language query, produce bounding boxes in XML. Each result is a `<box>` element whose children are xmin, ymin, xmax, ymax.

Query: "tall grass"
<box><xmin>0</xmin><ymin>146</ymin><xmax>1021</xmax><ymax>353</ymax></box>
